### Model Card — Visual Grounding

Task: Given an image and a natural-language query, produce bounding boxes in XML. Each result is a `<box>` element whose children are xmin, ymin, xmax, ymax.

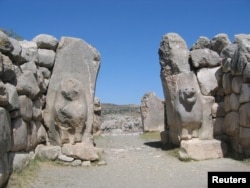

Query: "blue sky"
<box><xmin>0</xmin><ymin>0</ymin><xmax>249</xmax><ymax>104</ymax></box>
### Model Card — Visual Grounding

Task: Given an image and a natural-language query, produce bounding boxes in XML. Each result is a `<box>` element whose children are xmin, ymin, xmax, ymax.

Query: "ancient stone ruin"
<box><xmin>159</xmin><ymin>33</ymin><xmax>250</xmax><ymax>160</ymax></box>
<box><xmin>0</xmin><ymin>31</ymin><xmax>101</xmax><ymax>187</ymax></box>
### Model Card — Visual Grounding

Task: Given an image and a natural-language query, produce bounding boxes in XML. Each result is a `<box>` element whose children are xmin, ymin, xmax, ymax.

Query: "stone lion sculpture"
<box><xmin>54</xmin><ymin>78</ymin><xmax>87</xmax><ymax>144</ymax></box>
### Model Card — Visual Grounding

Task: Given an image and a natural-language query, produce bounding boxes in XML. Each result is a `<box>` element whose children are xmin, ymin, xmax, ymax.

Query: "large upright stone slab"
<box><xmin>158</xmin><ymin>33</ymin><xmax>190</xmax><ymax>77</ymax></box>
<box><xmin>44</xmin><ymin>37</ymin><xmax>101</xmax><ymax>147</ymax></box>
<box><xmin>141</xmin><ymin>92</ymin><xmax>165</xmax><ymax>132</ymax></box>
<box><xmin>163</xmin><ymin>72</ymin><xmax>203</xmax><ymax>145</ymax></box>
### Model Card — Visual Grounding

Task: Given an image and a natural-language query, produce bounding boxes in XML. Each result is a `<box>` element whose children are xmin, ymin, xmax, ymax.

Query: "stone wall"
<box><xmin>159</xmin><ymin>32</ymin><xmax>250</xmax><ymax>159</ymax></box>
<box><xmin>0</xmin><ymin>31</ymin><xmax>101</xmax><ymax>187</ymax></box>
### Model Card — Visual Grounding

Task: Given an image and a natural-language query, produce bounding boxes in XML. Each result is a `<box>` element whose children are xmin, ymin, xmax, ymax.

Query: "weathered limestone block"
<box><xmin>37</xmin><ymin>49</ymin><xmax>55</xmax><ymax>69</ymax></box>
<box><xmin>11</xmin><ymin>117</ymin><xmax>28</xmax><ymax>152</ymax></box>
<box><xmin>36</xmin><ymin>68</ymin><xmax>47</xmax><ymax>94</ymax></box>
<box><xmin>224</xmin><ymin>95</ymin><xmax>231</xmax><ymax>113</ymax></box>
<box><xmin>243</xmin><ymin>63</ymin><xmax>250</xmax><ymax>82</ymax></box>
<box><xmin>19</xmin><ymin>95</ymin><xmax>33</xmax><ymax>122</ymax></box>
<box><xmin>210</xmin><ymin>33</ymin><xmax>231</xmax><ymax>54</ymax></box>
<box><xmin>229</xmin><ymin>93</ymin><xmax>240</xmax><ymax>111</ymax></box>
<box><xmin>163</xmin><ymin>72</ymin><xmax>203</xmax><ymax>145</ymax></box>
<box><xmin>190</xmin><ymin>36</ymin><xmax>210</xmax><ymax>50</ymax></box>
<box><xmin>32</xmin><ymin>34</ymin><xmax>58</xmax><ymax>51</ymax></box>
<box><xmin>239</xmin><ymin>83</ymin><xmax>250</xmax><ymax>103</ymax></box>
<box><xmin>199</xmin><ymin>96</ymin><xmax>214</xmax><ymax>140</ymax></box>
<box><xmin>231</xmin><ymin>34</ymin><xmax>250</xmax><ymax>76</ymax></box>
<box><xmin>8</xmin><ymin>37</ymin><xmax>22</xmax><ymax>62</ymax></box>
<box><xmin>6</xmin><ymin>83</ymin><xmax>20</xmax><ymax>116</ymax></box>
<box><xmin>0</xmin><ymin>30</ymin><xmax>13</xmax><ymax>53</ymax></box>
<box><xmin>32</xmin><ymin>98</ymin><xmax>43</xmax><ymax>121</ymax></box>
<box><xmin>239</xmin><ymin>103</ymin><xmax>250</xmax><ymax>128</ymax></box>
<box><xmin>179</xmin><ymin>139</ymin><xmax>226</xmax><ymax>161</ymax></box>
<box><xmin>0</xmin><ymin>154</ymin><xmax>10</xmax><ymax>187</ymax></box>
<box><xmin>222</xmin><ymin>72</ymin><xmax>233</xmax><ymax>95</ymax></box>
<box><xmin>0</xmin><ymin>108</ymin><xmax>11</xmax><ymax>156</ymax></box>
<box><xmin>158</xmin><ymin>33</ymin><xmax>190</xmax><ymax>77</ymax></box>
<box><xmin>0</xmin><ymin>81</ymin><xmax>8</xmax><ymax>106</ymax></box>
<box><xmin>1</xmin><ymin>53</ymin><xmax>16</xmax><ymax>82</ymax></box>
<box><xmin>213</xmin><ymin>117</ymin><xmax>224</xmax><ymax>136</ymax></box>
<box><xmin>62</xmin><ymin>143</ymin><xmax>99</xmax><ymax>161</ymax></box>
<box><xmin>220</xmin><ymin>43</ymin><xmax>238</xmax><ymax>59</ymax></box>
<box><xmin>141</xmin><ymin>92</ymin><xmax>164</xmax><ymax>132</ymax></box>
<box><xmin>196</xmin><ymin>67</ymin><xmax>222</xmax><ymax>96</ymax></box>
<box><xmin>38</xmin><ymin>66</ymin><xmax>51</xmax><ymax>79</ymax></box>
<box><xmin>211</xmin><ymin>102</ymin><xmax>225</xmax><ymax>117</ymax></box>
<box><xmin>221</xmin><ymin>58</ymin><xmax>231</xmax><ymax>73</ymax></box>
<box><xmin>239</xmin><ymin>127</ymin><xmax>250</xmax><ymax>155</ymax></box>
<box><xmin>44</xmin><ymin>37</ymin><xmax>101</xmax><ymax>147</ymax></box>
<box><xmin>16</xmin><ymin>71</ymin><xmax>40</xmax><ymax>99</ymax></box>
<box><xmin>20</xmin><ymin>61</ymin><xmax>37</xmax><ymax>75</ymax></box>
<box><xmin>190</xmin><ymin>49</ymin><xmax>221</xmax><ymax>68</ymax></box>
<box><xmin>35</xmin><ymin>145</ymin><xmax>61</xmax><ymax>160</ymax></box>
<box><xmin>8</xmin><ymin>151</ymin><xmax>35</xmax><ymax>172</ymax></box>
<box><xmin>19</xmin><ymin>40</ymin><xmax>38</xmax><ymax>63</ymax></box>
<box><xmin>223</xmin><ymin>111</ymin><xmax>239</xmax><ymax>137</ymax></box>
<box><xmin>232</xmin><ymin>76</ymin><xmax>242</xmax><ymax>94</ymax></box>
<box><xmin>26</xmin><ymin>121</ymin><xmax>45</xmax><ymax>151</ymax></box>
<box><xmin>93</xmin><ymin>97</ymin><xmax>101</xmax><ymax>135</ymax></box>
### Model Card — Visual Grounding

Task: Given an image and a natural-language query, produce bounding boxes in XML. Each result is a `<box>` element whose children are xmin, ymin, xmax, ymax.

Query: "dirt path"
<box><xmin>25</xmin><ymin>133</ymin><xmax>249</xmax><ymax>188</ymax></box>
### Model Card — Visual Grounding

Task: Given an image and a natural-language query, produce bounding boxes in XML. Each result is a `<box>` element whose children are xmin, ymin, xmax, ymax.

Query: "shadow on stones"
<box><xmin>144</xmin><ymin>141</ymin><xmax>177</xmax><ymax>151</ymax></box>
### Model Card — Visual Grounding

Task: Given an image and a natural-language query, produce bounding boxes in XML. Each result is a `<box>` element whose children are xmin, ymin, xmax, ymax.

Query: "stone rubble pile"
<box><xmin>0</xmin><ymin>31</ymin><xmax>101</xmax><ymax>187</ymax></box>
<box><xmin>159</xmin><ymin>33</ymin><xmax>250</xmax><ymax>160</ymax></box>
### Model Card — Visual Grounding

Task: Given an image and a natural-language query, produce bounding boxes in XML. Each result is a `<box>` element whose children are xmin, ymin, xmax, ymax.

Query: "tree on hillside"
<box><xmin>0</xmin><ymin>28</ymin><xmax>23</xmax><ymax>41</ymax></box>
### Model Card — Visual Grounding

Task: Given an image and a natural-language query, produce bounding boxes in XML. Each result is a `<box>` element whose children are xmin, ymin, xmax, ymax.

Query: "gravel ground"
<box><xmin>25</xmin><ymin>133</ymin><xmax>250</xmax><ymax>188</ymax></box>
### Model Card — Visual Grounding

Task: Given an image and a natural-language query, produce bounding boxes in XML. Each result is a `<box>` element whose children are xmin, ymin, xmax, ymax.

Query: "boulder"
<box><xmin>213</xmin><ymin>117</ymin><xmax>224</xmax><ymax>136</ymax></box>
<box><xmin>0</xmin><ymin>154</ymin><xmax>10</xmax><ymax>187</ymax></box>
<box><xmin>231</xmin><ymin>76</ymin><xmax>242</xmax><ymax>94</ymax></box>
<box><xmin>37</xmin><ymin>49</ymin><xmax>55</xmax><ymax>69</ymax></box>
<box><xmin>239</xmin><ymin>103</ymin><xmax>250</xmax><ymax>128</ymax></box>
<box><xmin>5</xmin><ymin>83</ymin><xmax>20</xmax><ymax>112</ymax></box>
<box><xmin>16</xmin><ymin>71</ymin><xmax>40</xmax><ymax>99</ymax></box>
<box><xmin>8</xmin><ymin>151</ymin><xmax>35</xmax><ymax>172</ymax></box>
<box><xmin>223</xmin><ymin>111</ymin><xmax>239</xmax><ymax>137</ymax></box>
<box><xmin>239</xmin><ymin>83</ymin><xmax>250</xmax><ymax>103</ymax></box>
<box><xmin>0</xmin><ymin>108</ymin><xmax>11</xmax><ymax>156</ymax></box>
<box><xmin>211</xmin><ymin>102</ymin><xmax>225</xmax><ymax>117</ymax></box>
<box><xmin>32</xmin><ymin>98</ymin><xmax>43</xmax><ymax>121</ymax></box>
<box><xmin>220</xmin><ymin>43</ymin><xmax>238</xmax><ymax>59</ymax></box>
<box><xmin>1</xmin><ymin>53</ymin><xmax>16</xmax><ymax>82</ymax></box>
<box><xmin>11</xmin><ymin>117</ymin><xmax>28</xmax><ymax>152</ymax></box>
<box><xmin>231</xmin><ymin>34</ymin><xmax>250</xmax><ymax>76</ymax></box>
<box><xmin>38</xmin><ymin>66</ymin><xmax>51</xmax><ymax>79</ymax></box>
<box><xmin>140</xmin><ymin>92</ymin><xmax>165</xmax><ymax>132</ymax></box>
<box><xmin>158</xmin><ymin>33</ymin><xmax>190</xmax><ymax>77</ymax></box>
<box><xmin>19</xmin><ymin>95</ymin><xmax>33</xmax><ymax>122</ymax></box>
<box><xmin>0</xmin><ymin>30</ymin><xmax>13</xmax><ymax>53</ymax></box>
<box><xmin>19</xmin><ymin>40</ymin><xmax>38</xmax><ymax>63</ymax></box>
<box><xmin>20</xmin><ymin>61</ymin><xmax>37</xmax><ymax>75</ymax></box>
<box><xmin>210</xmin><ymin>33</ymin><xmax>231</xmax><ymax>54</ymax></box>
<box><xmin>0</xmin><ymin>81</ymin><xmax>8</xmax><ymax>106</ymax></box>
<box><xmin>222</xmin><ymin>72</ymin><xmax>233</xmax><ymax>95</ymax></box>
<box><xmin>243</xmin><ymin>63</ymin><xmax>250</xmax><ymax>82</ymax></box>
<box><xmin>8</xmin><ymin>37</ymin><xmax>22</xmax><ymax>63</ymax></box>
<box><xmin>196</xmin><ymin>67</ymin><xmax>222</xmax><ymax>96</ymax></box>
<box><xmin>229</xmin><ymin>93</ymin><xmax>240</xmax><ymax>111</ymax></box>
<box><xmin>239</xmin><ymin>127</ymin><xmax>250</xmax><ymax>155</ymax></box>
<box><xmin>179</xmin><ymin>139</ymin><xmax>226</xmax><ymax>160</ymax></box>
<box><xmin>62</xmin><ymin>143</ymin><xmax>99</xmax><ymax>161</ymax></box>
<box><xmin>32</xmin><ymin>34</ymin><xmax>58</xmax><ymax>51</ymax></box>
<box><xmin>35</xmin><ymin>144</ymin><xmax>61</xmax><ymax>160</ymax></box>
<box><xmin>190</xmin><ymin>49</ymin><xmax>221</xmax><ymax>68</ymax></box>
<box><xmin>43</xmin><ymin>37</ymin><xmax>101</xmax><ymax>146</ymax></box>
<box><xmin>190</xmin><ymin>36</ymin><xmax>210</xmax><ymax>50</ymax></box>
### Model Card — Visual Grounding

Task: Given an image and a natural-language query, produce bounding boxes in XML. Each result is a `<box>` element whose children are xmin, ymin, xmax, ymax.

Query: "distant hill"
<box><xmin>101</xmin><ymin>103</ymin><xmax>141</xmax><ymax>117</ymax></box>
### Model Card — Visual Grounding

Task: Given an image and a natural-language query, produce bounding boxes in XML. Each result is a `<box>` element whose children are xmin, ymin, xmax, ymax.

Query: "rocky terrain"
<box><xmin>100</xmin><ymin>103</ymin><xmax>142</xmax><ymax>133</ymax></box>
